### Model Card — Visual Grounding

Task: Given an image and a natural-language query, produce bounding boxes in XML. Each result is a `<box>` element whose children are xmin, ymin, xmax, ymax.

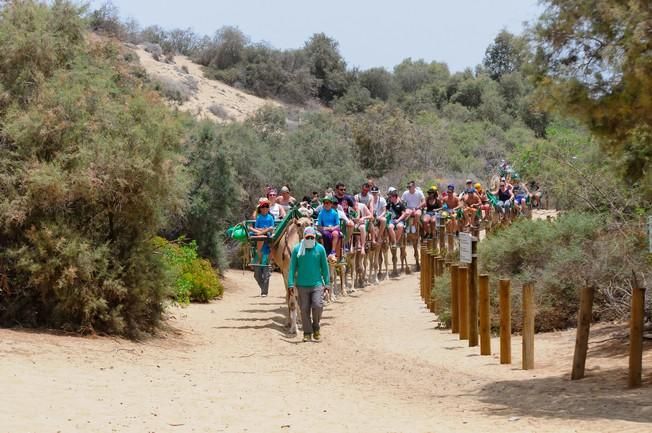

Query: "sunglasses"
<box><xmin>259</xmin><ymin>205</ymin><xmax>269</xmax><ymax>208</ymax></box>
<box><xmin>305</xmin><ymin>236</ymin><xmax>315</xmax><ymax>240</ymax></box>
<box><xmin>338</xmin><ymin>188</ymin><xmax>346</xmax><ymax>192</ymax></box>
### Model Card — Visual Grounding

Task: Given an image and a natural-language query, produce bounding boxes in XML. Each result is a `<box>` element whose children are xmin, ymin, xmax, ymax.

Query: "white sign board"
<box><xmin>459</xmin><ymin>232</ymin><xmax>472</xmax><ymax>264</ymax></box>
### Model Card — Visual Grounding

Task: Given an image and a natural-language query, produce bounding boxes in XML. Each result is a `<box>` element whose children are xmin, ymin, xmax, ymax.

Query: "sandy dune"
<box><xmin>130</xmin><ymin>45</ymin><xmax>279</xmax><ymax>123</ymax></box>
<box><xmin>1</xmin><ymin>266</ymin><xmax>650</xmax><ymax>433</ymax></box>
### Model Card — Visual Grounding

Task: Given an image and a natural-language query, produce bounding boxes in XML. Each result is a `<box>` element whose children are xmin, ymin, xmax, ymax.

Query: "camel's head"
<box><xmin>295</xmin><ymin>217</ymin><xmax>313</xmax><ymax>235</ymax></box>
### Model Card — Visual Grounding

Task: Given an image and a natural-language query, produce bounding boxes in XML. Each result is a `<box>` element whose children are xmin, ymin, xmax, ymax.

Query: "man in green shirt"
<box><xmin>288</xmin><ymin>226</ymin><xmax>330</xmax><ymax>342</ymax></box>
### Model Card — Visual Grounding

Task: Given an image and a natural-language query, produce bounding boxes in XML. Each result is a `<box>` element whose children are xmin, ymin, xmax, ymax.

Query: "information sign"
<box><xmin>459</xmin><ymin>232</ymin><xmax>472</xmax><ymax>263</ymax></box>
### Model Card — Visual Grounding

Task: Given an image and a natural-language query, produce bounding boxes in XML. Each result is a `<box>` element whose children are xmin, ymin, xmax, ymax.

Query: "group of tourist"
<box><xmin>250</xmin><ymin>175</ymin><xmax>541</xmax><ymax>342</ymax></box>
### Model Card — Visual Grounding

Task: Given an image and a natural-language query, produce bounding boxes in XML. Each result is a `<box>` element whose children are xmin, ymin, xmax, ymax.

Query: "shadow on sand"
<box><xmin>477</xmin><ymin>367</ymin><xmax>652</xmax><ymax>424</ymax></box>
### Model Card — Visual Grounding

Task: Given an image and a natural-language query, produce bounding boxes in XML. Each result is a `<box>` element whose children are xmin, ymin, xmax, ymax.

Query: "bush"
<box><xmin>144</xmin><ymin>42</ymin><xmax>163</xmax><ymax>60</ymax></box>
<box><xmin>479</xmin><ymin>213</ymin><xmax>651</xmax><ymax>331</ymax></box>
<box><xmin>430</xmin><ymin>277</ymin><xmax>452</xmax><ymax>328</ymax></box>
<box><xmin>154</xmin><ymin>237</ymin><xmax>223</xmax><ymax>304</ymax></box>
<box><xmin>0</xmin><ymin>2</ymin><xmax>188</xmax><ymax>337</ymax></box>
<box><xmin>208</xmin><ymin>103</ymin><xmax>232</xmax><ymax>120</ymax></box>
<box><xmin>153</xmin><ymin>75</ymin><xmax>194</xmax><ymax>102</ymax></box>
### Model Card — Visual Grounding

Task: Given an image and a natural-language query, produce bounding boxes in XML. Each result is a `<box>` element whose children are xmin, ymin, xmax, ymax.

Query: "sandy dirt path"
<box><xmin>1</xmin><ymin>267</ymin><xmax>650</xmax><ymax>433</ymax></box>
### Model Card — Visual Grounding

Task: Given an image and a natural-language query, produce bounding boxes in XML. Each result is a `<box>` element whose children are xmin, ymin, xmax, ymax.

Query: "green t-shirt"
<box><xmin>288</xmin><ymin>243</ymin><xmax>330</xmax><ymax>289</ymax></box>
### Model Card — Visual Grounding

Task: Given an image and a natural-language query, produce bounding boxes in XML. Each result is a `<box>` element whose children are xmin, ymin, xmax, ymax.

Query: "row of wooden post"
<box><xmin>421</xmin><ymin>229</ymin><xmax>647</xmax><ymax>387</ymax></box>
<box><xmin>420</xmin><ymin>233</ymin><xmax>535</xmax><ymax>370</ymax></box>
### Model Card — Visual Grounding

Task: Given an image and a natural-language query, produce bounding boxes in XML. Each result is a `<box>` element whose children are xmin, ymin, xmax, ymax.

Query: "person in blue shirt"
<box><xmin>316</xmin><ymin>195</ymin><xmax>341</xmax><ymax>260</ymax></box>
<box><xmin>288</xmin><ymin>226</ymin><xmax>330</xmax><ymax>342</ymax></box>
<box><xmin>250</xmin><ymin>198</ymin><xmax>275</xmax><ymax>296</ymax></box>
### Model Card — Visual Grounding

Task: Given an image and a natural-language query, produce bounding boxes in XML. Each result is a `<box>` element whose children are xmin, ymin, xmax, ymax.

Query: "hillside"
<box><xmin>129</xmin><ymin>44</ymin><xmax>280</xmax><ymax>122</ymax></box>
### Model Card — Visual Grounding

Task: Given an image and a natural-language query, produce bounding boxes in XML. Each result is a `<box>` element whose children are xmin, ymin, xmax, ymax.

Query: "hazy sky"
<box><xmin>96</xmin><ymin>0</ymin><xmax>543</xmax><ymax>72</ymax></box>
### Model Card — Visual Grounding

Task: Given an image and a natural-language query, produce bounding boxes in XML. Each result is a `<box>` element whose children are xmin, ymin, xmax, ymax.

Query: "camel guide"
<box><xmin>288</xmin><ymin>226</ymin><xmax>330</xmax><ymax>342</ymax></box>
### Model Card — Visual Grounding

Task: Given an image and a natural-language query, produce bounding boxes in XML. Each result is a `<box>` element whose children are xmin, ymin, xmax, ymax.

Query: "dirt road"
<box><xmin>1</xmin><ymin>268</ymin><xmax>650</xmax><ymax>433</ymax></box>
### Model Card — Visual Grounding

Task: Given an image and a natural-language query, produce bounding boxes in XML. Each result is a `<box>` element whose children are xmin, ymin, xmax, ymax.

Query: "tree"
<box><xmin>303</xmin><ymin>33</ymin><xmax>348</xmax><ymax>103</ymax></box>
<box><xmin>183</xmin><ymin>121</ymin><xmax>240</xmax><ymax>267</ymax></box>
<box><xmin>483</xmin><ymin>30</ymin><xmax>528</xmax><ymax>80</ymax></box>
<box><xmin>533</xmin><ymin>0</ymin><xmax>652</xmax><ymax>190</ymax></box>
<box><xmin>358</xmin><ymin>67</ymin><xmax>393</xmax><ymax>101</ymax></box>
<box><xmin>195</xmin><ymin>26</ymin><xmax>248</xmax><ymax>69</ymax></box>
<box><xmin>88</xmin><ymin>1</ymin><xmax>124</xmax><ymax>38</ymax></box>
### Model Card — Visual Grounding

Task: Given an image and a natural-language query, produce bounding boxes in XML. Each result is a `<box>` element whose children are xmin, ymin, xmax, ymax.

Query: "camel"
<box><xmin>269</xmin><ymin>215</ymin><xmax>313</xmax><ymax>335</ymax></box>
<box><xmin>405</xmin><ymin>215</ymin><xmax>421</xmax><ymax>272</ymax></box>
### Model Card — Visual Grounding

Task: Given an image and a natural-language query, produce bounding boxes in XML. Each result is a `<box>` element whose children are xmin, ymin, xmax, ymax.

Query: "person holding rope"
<box><xmin>288</xmin><ymin>226</ymin><xmax>330</xmax><ymax>342</ymax></box>
<box><xmin>250</xmin><ymin>198</ymin><xmax>274</xmax><ymax>296</ymax></box>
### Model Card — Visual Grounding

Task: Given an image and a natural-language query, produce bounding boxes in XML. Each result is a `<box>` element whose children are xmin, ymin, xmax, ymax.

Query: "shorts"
<box><xmin>515</xmin><ymin>195</ymin><xmax>527</xmax><ymax>205</ymax></box>
<box><xmin>390</xmin><ymin>219</ymin><xmax>405</xmax><ymax>228</ymax></box>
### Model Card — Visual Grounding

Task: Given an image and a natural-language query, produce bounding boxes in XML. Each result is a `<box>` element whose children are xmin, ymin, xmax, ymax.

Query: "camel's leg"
<box><xmin>391</xmin><ymin>245</ymin><xmax>398</xmax><ymax>277</ymax></box>
<box><xmin>339</xmin><ymin>265</ymin><xmax>347</xmax><ymax>296</ymax></box>
<box><xmin>287</xmin><ymin>287</ymin><xmax>299</xmax><ymax>335</ymax></box>
<box><xmin>355</xmin><ymin>252</ymin><xmax>363</xmax><ymax>288</ymax></box>
<box><xmin>413</xmin><ymin>238</ymin><xmax>420</xmax><ymax>272</ymax></box>
<box><xmin>400</xmin><ymin>235</ymin><xmax>410</xmax><ymax>274</ymax></box>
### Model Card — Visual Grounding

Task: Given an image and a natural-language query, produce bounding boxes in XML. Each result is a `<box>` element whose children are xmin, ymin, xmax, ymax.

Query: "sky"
<box><xmin>94</xmin><ymin>0</ymin><xmax>544</xmax><ymax>72</ymax></box>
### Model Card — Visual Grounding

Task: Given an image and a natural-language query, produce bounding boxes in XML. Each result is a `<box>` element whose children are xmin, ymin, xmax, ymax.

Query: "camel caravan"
<box><xmin>227</xmin><ymin>173</ymin><xmax>542</xmax><ymax>335</ymax></box>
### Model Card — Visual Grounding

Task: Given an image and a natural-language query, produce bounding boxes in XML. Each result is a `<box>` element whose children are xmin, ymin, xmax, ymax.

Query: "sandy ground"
<box><xmin>1</xmin><ymin>264</ymin><xmax>651</xmax><ymax>433</ymax></box>
<box><xmin>130</xmin><ymin>45</ymin><xmax>279</xmax><ymax>123</ymax></box>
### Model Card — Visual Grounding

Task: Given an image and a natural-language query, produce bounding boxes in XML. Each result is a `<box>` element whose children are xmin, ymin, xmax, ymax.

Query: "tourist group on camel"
<box><xmin>241</xmin><ymin>170</ymin><xmax>542</xmax><ymax>341</ymax></box>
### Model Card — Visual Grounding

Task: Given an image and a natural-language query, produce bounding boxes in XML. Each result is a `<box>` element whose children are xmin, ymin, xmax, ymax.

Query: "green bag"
<box><xmin>227</xmin><ymin>223</ymin><xmax>248</xmax><ymax>241</ymax></box>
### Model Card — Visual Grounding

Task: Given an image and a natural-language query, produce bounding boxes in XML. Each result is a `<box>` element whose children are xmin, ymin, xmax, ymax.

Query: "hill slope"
<box><xmin>130</xmin><ymin>44</ymin><xmax>279</xmax><ymax>122</ymax></box>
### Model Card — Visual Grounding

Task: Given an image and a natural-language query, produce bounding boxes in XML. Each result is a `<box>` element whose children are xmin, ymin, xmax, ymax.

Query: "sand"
<box><xmin>1</xmin><ymin>264</ymin><xmax>650</xmax><ymax>433</ymax></box>
<box><xmin>130</xmin><ymin>45</ymin><xmax>279</xmax><ymax>123</ymax></box>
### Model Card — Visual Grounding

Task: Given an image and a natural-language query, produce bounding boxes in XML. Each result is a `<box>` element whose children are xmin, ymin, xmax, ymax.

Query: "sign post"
<box><xmin>459</xmin><ymin>232</ymin><xmax>472</xmax><ymax>264</ymax></box>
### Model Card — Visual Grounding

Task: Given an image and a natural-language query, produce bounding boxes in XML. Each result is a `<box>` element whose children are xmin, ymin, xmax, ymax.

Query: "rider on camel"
<box><xmin>401</xmin><ymin>180</ymin><xmax>425</xmax><ymax>234</ymax></box>
<box><xmin>316</xmin><ymin>195</ymin><xmax>341</xmax><ymax>260</ymax></box>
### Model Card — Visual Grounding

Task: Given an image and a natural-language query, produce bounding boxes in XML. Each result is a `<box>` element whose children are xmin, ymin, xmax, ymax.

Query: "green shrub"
<box><xmin>430</xmin><ymin>277</ymin><xmax>452</xmax><ymax>328</ymax></box>
<box><xmin>0</xmin><ymin>1</ymin><xmax>188</xmax><ymax>337</ymax></box>
<box><xmin>154</xmin><ymin>237</ymin><xmax>222</xmax><ymax>304</ymax></box>
<box><xmin>479</xmin><ymin>212</ymin><xmax>650</xmax><ymax>331</ymax></box>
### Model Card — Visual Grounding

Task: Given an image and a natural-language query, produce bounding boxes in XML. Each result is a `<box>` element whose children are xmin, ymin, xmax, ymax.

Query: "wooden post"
<box><xmin>499</xmin><ymin>279</ymin><xmax>511</xmax><ymax>364</ymax></box>
<box><xmin>479</xmin><ymin>274</ymin><xmax>491</xmax><ymax>355</ymax></box>
<box><xmin>571</xmin><ymin>287</ymin><xmax>594</xmax><ymax>380</ymax></box>
<box><xmin>629</xmin><ymin>287</ymin><xmax>646</xmax><ymax>388</ymax></box>
<box><xmin>451</xmin><ymin>264</ymin><xmax>459</xmax><ymax>334</ymax></box>
<box><xmin>426</xmin><ymin>250</ymin><xmax>434</xmax><ymax>307</ymax></box>
<box><xmin>458</xmin><ymin>266</ymin><xmax>469</xmax><ymax>340</ymax></box>
<box><xmin>420</xmin><ymin>244</ymin><xmax>426</xmax><ymax>300</ymax></box>
<box><xmin>522</xmin><ymin>282</ymin><xmax>535</xmax><ymax>370</ymax></box>
<box><xmin>447</xmin><ymin>224</ymin><xmax>455</xmax><ymax>255</ymax></box>
<box><xmin>425</xmin><ymin>251</ymin><xmax>430</xmax><ymax>304</ymax></box>
<box><xmin>438</xmin><ymin>224</ymin><xmax>446</xmax><ymax>256</ymax></box>
<box><xmin>437</xmin><ymin>257</ymin><xmax>445</xmax><ymax>277</ymax></box>
<box><xmin>468</xmin><ymin>238</ymin><xmax>479</xmax><ymax>347</ymax></box>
